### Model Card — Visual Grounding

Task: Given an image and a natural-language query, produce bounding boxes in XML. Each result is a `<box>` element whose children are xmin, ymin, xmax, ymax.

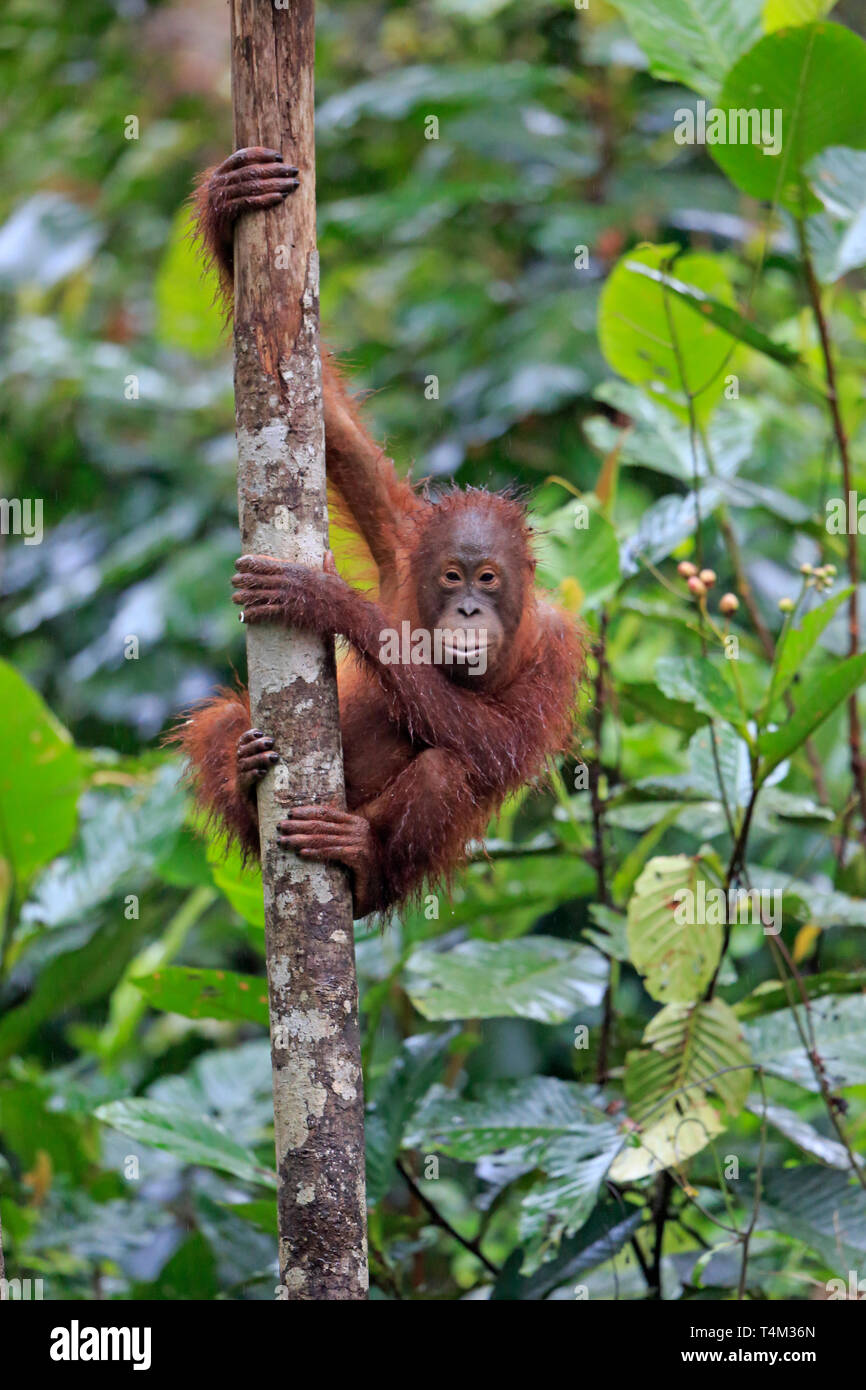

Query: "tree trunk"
<box><xmin>229</xmin><ymin>0</ymin><xmax>367</xmax><ymax>1301</ymax></box>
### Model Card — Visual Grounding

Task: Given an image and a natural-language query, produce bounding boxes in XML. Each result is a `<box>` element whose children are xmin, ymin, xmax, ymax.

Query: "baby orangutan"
<box><xmin>174</xmin><ymin>147</ymin><xmax>583</xmax><ymax>916</ymax></box>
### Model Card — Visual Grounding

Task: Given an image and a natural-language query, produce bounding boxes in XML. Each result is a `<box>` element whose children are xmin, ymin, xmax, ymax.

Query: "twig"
<box><xmin>797</xmin><ymin>218</ymin><xmax>866</xmax><ymax>847</ymax></box>
<box><xmin>737</xmin><ymin>1071</ymin><xmax>769</xmax><ymax>1301</ymax></box>
<box><xmin>715</xmin><ymin>501</ymin><xmax>829</xmax><ymax>806</ymax></box>
<box><xmin>395</xmin><ymin>1158</ymin><xmax>500</xmax><ymax>1278</ymax></box>
<box><xmin>648</xmin><ymin>1170</ymin><xmax>674</xmax><ymax>1299</ymax></box>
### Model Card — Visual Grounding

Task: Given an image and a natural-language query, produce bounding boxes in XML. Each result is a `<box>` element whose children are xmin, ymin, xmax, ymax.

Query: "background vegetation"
<box><xmin>1</xmin><ymin>0</ymin><xmax>866</xmax><ymax>1300</ymax></box>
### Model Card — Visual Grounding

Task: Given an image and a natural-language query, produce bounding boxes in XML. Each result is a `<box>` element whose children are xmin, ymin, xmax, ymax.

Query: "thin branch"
<box><xmin>797</xmin><ymin>217</ymin><xmax>866</xmax><ymax>847</ymax></box>
<box><xmin>738</xmin><ymin>1069</ymin><xmax>769</xmax><ymax>1301</ymax></box>
<box><xmin>648</xmin><ymin>1170</ymin><xmax>674</xmax><ymax>1299</ymax></box>
<box><xmin>395</xmin><ymin>1158</ymin><xmax>501</xmax><ymax>1278</ymax></box>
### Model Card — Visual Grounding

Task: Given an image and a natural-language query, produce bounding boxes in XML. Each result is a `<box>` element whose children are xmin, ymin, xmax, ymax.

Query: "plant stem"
<box><xmin>798</xmin><ymin>219</ymin><xmax>866</xmax><ymax>844</ymax></box>
<box><xmin>395</xmin><ymin>1158</ymin><xmax>500</xmax><ymax>1278</ymax></box>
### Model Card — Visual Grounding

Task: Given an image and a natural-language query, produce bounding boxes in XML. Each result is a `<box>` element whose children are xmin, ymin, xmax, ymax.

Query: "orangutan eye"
<box><xmin>477</xmin><ymin>569</ymin><xmax>498</xmax><ymax>586</ymax></box>
<box><xmin>443</xmin><ymin>569</ymin><xmax>461</xmax><ymax>584</ymax></box>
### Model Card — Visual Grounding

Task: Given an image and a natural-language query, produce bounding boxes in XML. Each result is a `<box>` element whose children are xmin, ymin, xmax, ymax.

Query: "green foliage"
<box><xmin>1</xmin><ymin>0</ymin><xmax>865</xmax><ymax>1303</ymax></box>
<box><xmin>0</xmin><ymin>660</ymin><xmax>83</xmax><ymax>884</ymax></box>
<box><xmin>627</xmin><ymin>856</ymin><xmax>722</xmax><ymax>1003</ymax></box>
<box><xmin>599</xmin><ymin>244</ymin><xmax>737</xmax><ymax>419</ymax></box>
<box><xmin>713</xmin><ymin>24</ymin><xmax>866</xmax><ymax>213</ymax></box>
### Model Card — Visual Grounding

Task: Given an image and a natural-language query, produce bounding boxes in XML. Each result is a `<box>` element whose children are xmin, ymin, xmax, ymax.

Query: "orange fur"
<box><xmin>173</xmin><ymin>156</ymin><xmax>585</xmax><ymax>915</ymax></box>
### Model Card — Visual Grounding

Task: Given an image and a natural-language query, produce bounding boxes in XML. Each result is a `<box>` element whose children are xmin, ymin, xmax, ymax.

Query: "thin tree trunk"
<box><xmin>230</xmin><ymin>0</ymin><xmax>367</xmax><ymax>1300</ymax></box>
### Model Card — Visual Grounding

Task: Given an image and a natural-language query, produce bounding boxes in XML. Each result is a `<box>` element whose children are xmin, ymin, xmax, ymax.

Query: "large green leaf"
<box><xmin>366</xmin><ymin>1029</ymin><xmax>457</xmax><ymax>1205</ymax></box>
<box><xmin>590</xmin><ymin>381</ymin><xmax>758</xmax><ymax>485</ymax></box>
<box><xmin>0</xmin><ymin>660</ymin><xmax>83</xmax><ymax>884</ymax></box>
<box><xmin>807</xmin><ymin>146</ymin><xmax>866</xmax><ymax>282</ymax></box>
<box><xmin>608</xmin><ymin>1101</ymin><xmax>725</xmax><ymax>1182</ymax></box>
<box><xmin>745</xmin><ymin>1097</ymin><xmax>851</xmax><ymax>1168</ymax></box>
<box><xmin>736</xmin><ymin>970</ymin><xmax>866</xmax><ymax>1020</ymax></box>
<box><xmin>207</xmin><ymin>838</ymin><xmax>265</xmax><ymax>929</ymax></box>
<box><xmin>96</xmin><ymin>1098</ymin><xmax>276</xmax><ymax>1189</ymax></box>
<box><xmin>406</xmin><ymin>937</ymin><xmax>607</xmax><ymax>1022</ymax></box>
<box><xmin>599</xmin><ymin>244</ymin><xmax>736</xmax><ymax>420</ymax></box>
<box><xmin>713</xmin><ymin>24</ymin><xmax>866</xmax><ymax>216</ymax></box>
<box><xmin>154</xmin><ymin>207</ymin><xmax>225</xmax><ymax>358</ymax></box>
<box><xmin>625</xmin><ymin>998</ymin><xmax>752</xmax><ymax>1120</ymax></box>
<box><xmin>492</xmin><ymin>1200</ymin><xmax>643</xmax><ymax>1300</ymax></box>
<box><xmin>764</xmin><ymin>0</ymin><xmax>836</xmax><ymax>30</ymax></box>
<box><xmin>132</xmin><ymin>965</ymin><xmax>270</xmax><ymax>1027</ymax></box>
<box><xmin>622</xmin><ymin>260</ymin><xmax>799</xmax><ymax>366</ymax></box>
<box><xmin>444</xmin><ymin>854</ymin><xmax>596</xmax><ymax>931</ymax></box>
<box><xmin>410</xmin><ymin>1077</ymin><xmax>622</xmax><ymax>1271</ymax></box>
<box><xmin>747</xmin><ymin>994</ymin><xmax>866</xmax><ymax>1091</ymax></box>
<box><xmin>23</xmin><ymin>763</ymin><xmax>186</xmax><ymax>928</ymax></box>
<box><xmin>764</xmin><ymin>586</ymin><xmax>854</xmax><ymax>713</ymax></box>
<box><xmin>0</xmin><ymin>917</ymin><xmax>148</xmax><ymax>1060</ymax></box>
<box><xmin>757</xmin><ymin>1167</ymin><xmax>866</xmax><ymax>1272</ymax></box>
<box><xmin>608</xmin><ymin>0</ymin><xmax>763</xmax><ymax>99</ymax></box>
<box><xmin>757</xmin><ymin>652</ymin><xmax>866</xmax><ymax>779</ymax></box>
<box><xmin>627</xmin><ymin>856</ymin><xmax>723</xmax><ymax>1004</ymax></box>
<box><xmin>655</xmin><ymin>655</ymin><xmax>745</xmax><ymax>732</ymax></box>
<box><xmin>534</xmin><ymin>497</ymin><xmax>620</xmax><ymax>611</ymax></box>
<box><xmin>620</xmin><ymin>481</ymin><xmax>727</xmax><ymax>574</ymax></box>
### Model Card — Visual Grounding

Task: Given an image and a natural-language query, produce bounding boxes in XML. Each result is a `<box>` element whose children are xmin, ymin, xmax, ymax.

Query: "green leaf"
<box><xmin>221</xmin><ymin>1200</ymin><xmax>278</xmax><ymax>1236</ymax></box>
<box><xmin>154</xmin><ymin>207</ymin><xmax>225</xmax><ymax>358</ymax></box>
<box><xmin>132</xmin><ymin>965</ymin><xmax>270</xmax><ymax>1027</ymax></box>
<box><xmin>492</xmin><ymin>1200</ymin><xmax>643</xmax><ymax>1300</ymax></box>
<box><xmin>764</xmin><ymin>0</ymin><xmax>836</xmax><ymax>30</ymax></box>
<box><xmin>736</xmin><ymin>971</ymin><xmax>866</xmax><ymax>1020</ymax></box>
<box><xmin>608</xmin><ymin>0</ymin><xmax>763</xmax><ymax>99</ymax></box>
<box><xmin>765</xmin><ymin>586</ymin><xmax>853</xmax><ymax>712</ymax></box>
<box><xmin>713</xmin><ymin>24</ymin><xmax>866</xmax><ymax>216</ymax></box>
<box><xmin>620</xmin><ymin>681</ymin><xmax>706</xmax><ymax>734</ymax></box>
<box><xmin>757</xmin><ymin>652</ymin><xmax>866</xmax><ymax>778</ymax></box>
<box><xmin>406</xmin><ymin>937</ymin><xmax>607</xmax><ymax>1022</ymax></box>
<box><xmin>24</xmin><ymin>764</ymin><xmax>186</xmax><ymax>928</ymax></box>
<box><xmin>627</xmin><ymin>856</ymin><xmax>723</xmax><ymax>1004</ymax></box>
<box><xmin>207</xmin><ymin>839</ymin><xmax>265</xmax><ymax>928</ymax></box>
<box><xmin>625</xmin><ymin>998</ymin><xmax>752</xmax><ymax>1120</ymax></box>
<box><xmin>410</xmin><ymin>1077</ymin><xmax>622</xmax><ymax>1272</ymax></box>
<box><xmin>747</xmin><ymin>994</ymin><xmax>866</xmax><ymax>1090</ymax></box>
<box><xmin>613</xmin><ymin>804</ymin><xmax>683</xmax><ymax>907</ymax></box>
<box><xmin>623</xmin><ymin>260</ymin><xmax>800</xmax><ymax>366</ymax></box>
<box><xmin>757</xmin><ymin>1167</ymin><xmax>866</xmax><ymax>1272</ymax></box>
<box><xmin>96</xmin><ymin>1098</ymin><xmax>276</xmax><ymax>1188</ymax></box>
<box><xmin>591</xmin><ymin>381</ymin><xmax>758</xmax><ymax>486</ymax></box>
<box><xmin>585</xmin><ymin>906</ymin><xmax>630</xmax><ymax>961</ymax></box>
<box><xmin>98</xmin><ymin>884</ymin><xmax>218</xmax><ymax>1061</ymax></box>
<box><xmin>806</xmin><ymin>146</ymin><xmax>866</xmax><ymax>282</ymax></box>
<box><xmin>534</xmin><ymin>496</ymin><xmax>620</xmax><ymax>611</ymax></box>
<box><xmin>620</xmin><ymin>481</ymin><xmax>727</xmax><ymax>575</ymax></box>
<box><xmin>599</xmin><ymin>244</ymin><xmax>737</xmax><ymax>420</ymax></box>
<box><xmin>609</xmin><ymin>1102</ymin><xmax>725</xmax><ymax>1182</ymax></box>
<box><xmin>0</xmin><ymin>917</ymin><xmax>147</xmax><ymax>1060</ymax></box>
<box><xmin>655</xmin><ymin>655</ymin><xmax>745</xmax><ymax>732</ymax></box>
<box><xmin>366</xmin><ymin>1029</ymin><xmax>457</xmax><ymax>1205</ymax></box>
<box><xmin>688</xmin><ymin>724</ymin><xmax>756</xmax><ymax>807</ymax></box>
<box><xmin>0</xmin><ymin>660</ymin><xmax>83</xmax><ymax>884</ymax></box>
<box><xmin>745</xmin><ymin>1097</ymin><xmax>852</xmax><ymax>1168</ymax></box>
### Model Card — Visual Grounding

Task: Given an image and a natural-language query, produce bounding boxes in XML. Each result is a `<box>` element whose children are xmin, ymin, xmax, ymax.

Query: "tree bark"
<box><xmin>229</xmin><ymin>0</ymin><xmax>367</xmax><ymax>1300</ymax></box>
